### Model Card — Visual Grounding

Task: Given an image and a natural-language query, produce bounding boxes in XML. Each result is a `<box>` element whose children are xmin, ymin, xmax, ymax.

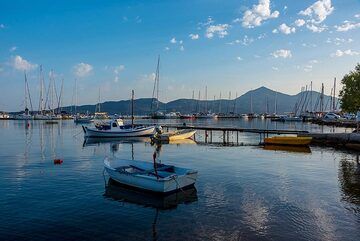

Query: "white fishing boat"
<box><xmin>83</xmin><ymin>120</ymin><xmax>155</xmax><ymax>137</ymax></box>
<box><xmin>152</xmin><ymin>128</ymin><xmax>196</xmax><ymax>141</ymax></box>
<box><xmin>74</xmin><ymin>115</ymin><xmax>93</xmax><ymax>124</ymax></box>
<box><xmin>83</xmin><ymin>90</ymin><xmax>155</xmax><ymax>138</ymax></box>
<box><xmin>104</xmin><ymin>157</ymin><xmax>198</xmax><ymax>194</ymax></box>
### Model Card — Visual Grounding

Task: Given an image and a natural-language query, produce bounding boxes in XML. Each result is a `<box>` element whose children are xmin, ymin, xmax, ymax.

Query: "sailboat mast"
<box><xmin>74</xmin><ymin>79</ymin><xmax>77</xmax><ymax>114</ymax></box>
<box><xmin>205</xmin><ymin>86</ymin><xmax>207</xmax><ymax>113</ymax></box>
<box><xmin>274</xmin><ymin>91</ymin><xmax>277</xmax><ymax>114</ymax></box>
<box><xmin>250</xmin><ymin>90</ymin><xmax>253</xmax><ymax>113</ymax></box>
<box><xmin>156</xmin><ymin>55</ymin><xmax>160</xmax><ymax>111</ymax></box>
<box><xmin>38</xmin><ymin>65</ymin><xmax>43</xmax><ymax>114</ymax></box>
<box><xmin>131</xmin><ymin>90</ymin><xmax>134</xmax><ymax>127</ymax></box>
<box><xmin>24</xmin><ymin>71</ymin><xmax>28</xmax><ymax>111</ymax></box>
<box><xmin>58</xmin><ymin>78</ymin><xmax>64</xmax><ymax>113</ymax></box>
<box><xmin>333</xmin><ymin>77</ymin><xmax>336</xmax><ymax>111</ymax></box>
<box><xmin>98</xmin><ymin>87</ymin><xmax>101</xmax><ymax>112</ymax></box>
<box><xmin>219</xmin><ymin>91</ymin><xmax>222</xmax><ymax>114</ymax></box>
<box><xmin>310</xmin><ymin>81</ymin><xmax>313</xmax><ymax>112</ymax></box>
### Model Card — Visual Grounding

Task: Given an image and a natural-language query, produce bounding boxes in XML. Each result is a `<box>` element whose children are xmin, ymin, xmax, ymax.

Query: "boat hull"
<box><xmin>104</xmin><ymin>158</ymin><xmax>198</xmax><ymax>194</ymax></box>
<box><xmin>153</xmin><ymin>130</ymin><xmax>196</xmax><ymax>141</ymax></box>
<box><xmin>264</xmin><ymin>136</ymin><xmax>312</xmax><ymax>146</ymax></box>
<box><xmin>83</xmin><ymin>125</ymin><xmax>155</xmax><ymax>138</ymax></box>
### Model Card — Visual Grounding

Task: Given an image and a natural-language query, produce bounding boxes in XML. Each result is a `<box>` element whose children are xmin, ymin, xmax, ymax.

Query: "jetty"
<box><xmin>299</xmin><ymin>132</ymin><xmax>360</xmax><ymax>151</ymax></box>
<box><xmin>158</xmin><ymin>124</ymin><xmax>308</xmax><ymax>144</ymax></box>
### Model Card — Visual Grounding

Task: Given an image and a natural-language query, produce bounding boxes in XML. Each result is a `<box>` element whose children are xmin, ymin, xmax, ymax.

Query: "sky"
<box><xmin>0</xmin><ymin>0</ymin><xmax>359</xmax><ymax>111</ymax></box>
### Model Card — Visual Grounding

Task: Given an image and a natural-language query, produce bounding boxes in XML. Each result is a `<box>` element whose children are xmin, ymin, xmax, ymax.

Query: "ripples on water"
<box><xmin>0</xmin><ymin>119</ymin><xmax>359</xmax><ymax>241</ymax></box>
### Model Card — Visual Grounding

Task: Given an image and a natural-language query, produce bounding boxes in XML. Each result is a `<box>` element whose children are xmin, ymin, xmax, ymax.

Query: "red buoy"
<box><xmin>54</xmin><ymin>159</ymin><xmax>63</xmax><ymax>165</ymax></box>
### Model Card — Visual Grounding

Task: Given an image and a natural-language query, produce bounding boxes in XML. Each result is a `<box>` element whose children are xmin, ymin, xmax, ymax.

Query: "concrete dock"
<box><xmin>299</xmin><ymin>133</ymin><xmax>360</xmax><ymax>151</ymax></box>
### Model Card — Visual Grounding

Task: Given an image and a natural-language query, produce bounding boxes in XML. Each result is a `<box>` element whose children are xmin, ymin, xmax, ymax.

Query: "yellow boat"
<box><xmin>264</xmin><ymin>136</ymin><xmax>312</xmax><ymax>146</ymax></box>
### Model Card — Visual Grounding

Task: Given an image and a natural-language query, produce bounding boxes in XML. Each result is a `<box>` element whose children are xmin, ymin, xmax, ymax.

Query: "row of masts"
<box><xmin>23</xmin><ymin>66</ymin><xmax>64</xmax><ymax>115</ymax></box>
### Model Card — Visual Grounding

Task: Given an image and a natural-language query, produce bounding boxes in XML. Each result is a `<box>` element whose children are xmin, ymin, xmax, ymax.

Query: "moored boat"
<box><xmin>152</xmin><ymin>129</ymin><xmax>196</xmax><ymax>142</ymax></box>
<box><xmin>83</xmin><ymin>119</ymin><xmax>155</xmax><ymax>138</ymax></box>
<box><xmin>264</xmin><ymin>136</ymin><xmax>312</xmax><ymax>146</ymax></box>
<box><xmin>104</xmin><ymin>157</ymin><xmax>198</xmax><ymax>194</ymax></box>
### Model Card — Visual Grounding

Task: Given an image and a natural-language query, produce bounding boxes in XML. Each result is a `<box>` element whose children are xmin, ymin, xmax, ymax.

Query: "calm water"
<box><xmin>0</xmin><ymin>119</ymin><xmax>359</xmax><ymax>241</ymax></box>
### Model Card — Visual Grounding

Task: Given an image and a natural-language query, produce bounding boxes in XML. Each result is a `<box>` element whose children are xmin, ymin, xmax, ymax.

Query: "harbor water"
<box><xmin>0</xmin><ymin>119</ymin><xmax>359</xmax><ymax>240</ymax></box>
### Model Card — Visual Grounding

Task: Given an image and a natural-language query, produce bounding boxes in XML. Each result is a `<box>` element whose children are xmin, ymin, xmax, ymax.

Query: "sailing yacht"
<box><xmin>34</xmin><ymin>66</ymin><xmax>51</xmax><ymax>120</ymax></box>
<box><xmin>15</xmin><ymin>72</ymin><xmax>33</xmax><ymax>120</ymax></box>
<box><xmin>150</xmin><ymin>56</ymin><xmax>166</xmax><ymax>119</ymax></box>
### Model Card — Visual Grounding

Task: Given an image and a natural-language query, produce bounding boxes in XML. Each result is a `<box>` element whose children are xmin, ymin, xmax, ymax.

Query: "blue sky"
<box><xmin>0</xmin><ymin>0</ymin><xmax>359</xmax><ymax>111</ymax></box>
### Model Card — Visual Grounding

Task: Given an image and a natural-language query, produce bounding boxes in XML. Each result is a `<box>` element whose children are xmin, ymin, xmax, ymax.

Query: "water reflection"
<box><xmin>104</xmin><ymin>179</ymin><xmax>198</xmax><ymax>210</ymax></box>
<box><xmin>338</xmin><ymin>154</ymin><xmax>360</xmax><ymax>206</ymax></box>
<box><xmin>263</xmin><ymin>145</ymin><xmax>312</xmax><ymax>153</ymax></box>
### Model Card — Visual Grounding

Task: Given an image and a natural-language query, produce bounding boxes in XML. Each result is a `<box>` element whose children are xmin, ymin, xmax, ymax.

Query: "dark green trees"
<box><xmin>339</xmin><ymin>64</ymin><xmax>360</xmax><ymax>113</ymax></box>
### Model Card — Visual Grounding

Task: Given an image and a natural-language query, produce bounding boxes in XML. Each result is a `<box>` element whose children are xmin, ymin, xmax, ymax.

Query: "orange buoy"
<box><xmin>54</xmin><ymin>159</ymin><xmax>63</xmax><ymax>165</ymax></box>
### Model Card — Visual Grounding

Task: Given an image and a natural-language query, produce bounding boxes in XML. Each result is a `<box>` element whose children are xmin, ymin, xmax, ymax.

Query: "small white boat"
<box><xmin>152</xmin><ymin>129</ymin><xmax>196</xmax><ymax>141</ymax></box>
<box><xmin>74</xmin><ymin>115</ymin><xmax>93</xmax><ymax>124</ymax></box>
<box><xmin>104</xmin><ymin>158</ymin><xmax>198</xmax><ymax>194</ymax></box>
<box><xmin>14</xmin><ymin>113</ymin><xmax>33</xmax><ymax>120</ymax></box>
<box><xmin>83</xmin><ymin>118</ymin><xmax>155</xmax><ymax>138</ymax></box>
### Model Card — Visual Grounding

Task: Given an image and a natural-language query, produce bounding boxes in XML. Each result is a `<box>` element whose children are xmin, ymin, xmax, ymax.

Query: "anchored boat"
<box><xmin>83</xmin><ymin>119</ymin><xmax>155</xmax><ymax>138</ymax></box>
<box><xmin>264</xmin><ymin>136</ymin><xmax>312</xmax><ymax>146</ymax></box>
<box><xmin>83</xmin><ymin>90</ymin><xmax>155</xmax><ymax>138</ymax></box>
<box><xmin>104</xmin><ymin>157</ymin><xmax>198</xmax><ymax>194</ymax></box>
<box><xmin>152</xmin><ymin>129</ymin><xmax>196</xmax><ymax>142</ymax></box>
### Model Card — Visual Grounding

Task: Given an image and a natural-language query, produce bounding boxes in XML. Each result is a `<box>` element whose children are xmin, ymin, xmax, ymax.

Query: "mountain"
<box><xmin>61</xmin><ymin>86</ymin><xmax>336</xmax><ymax>115</ymax></box>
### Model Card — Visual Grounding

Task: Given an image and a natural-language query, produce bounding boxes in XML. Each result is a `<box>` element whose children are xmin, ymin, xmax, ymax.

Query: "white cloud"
<box><xmin>304</xmin><ymin>65</ymin><xmax>313</xmax><ymax>72</ymax></box>
<box><xmin>114</xmin><ymin>76</ymin><xmax>119</xmax><ymax>83</ymax></box>
<box><xmin>326</xmin><ymin>37</ymin><xmax>354</xmax><ymax>45</ymax></box>
<box><xmin>140</xmin><ymin>73</ymin><xmax>156</xmax><ymax>82</ymax></box>
<box><xmin>306</xmin><ymin>24</ymin><xmax>326</xmax><ymax>32</ymax></box>
<box><xmin>299</xmin><ymin>0</ymin><xmax>334</xmax><ymax>24</ymax></box>
<box><xmin>309</xmin><ymin>59</ymin><xmax>319</xmax><ymax>64</ymax></box>
<box><xmin>11</xmin><ymin>55</ymin><xmax>37</xmax><ymax>71</ymax></box>
<box><xmin>206</xmin><ymin>24</ymin><xmax>230</xmax><ymax>38</ymax></box>
<box><xmin>355</xmin><ymin>13</ymin><xmax>360</xmax><ymax>19</ymax></box>
<box><xmin>277</xmin><ymin>23</ymin><xmax>296</xmax><ymax>34</ymax></box>
<box><xmin>9</xmin><ymin>46</ymin><xmax>17</xmax><ymax>52</ymax></box>
<box><xmin>114</xmin><ymin>65</ymin><xmax>125</xmax><ymax>74</ymax></box>
<box><xmin>236</xmin><ymin>56</ymin><xmax>243</xmax><ymax>61</ymax></box>
<box><xmin>272</xmin><ymin>66</ymin><xmax>279</xmax><ymax>71</ymax></box>
<box><xmin>302</xmin><ymin>43</ymin><xmax>317</xmax><ymax>48</ymax></box>
<box><xmin>272</xmin><ymin>29</ymin><xmax>278</xmax><ymax>33</ymax></box>
<box><xmin>227</xmin><ymin>35</ymin><xmax>254</xmax><ymax>46</ymax></box>
<box><xmin>170</xmin><ymin>37</ymin><xmax>177</xmax><ymax>44</ymax></box>
<box><xmin>180</xmin><ymin>45</ymin><xmax>185</xmax><ymax>51</ymax></box>
<box><xmin>271</xmin><ymin>49</ymin><xmax>292</xmax><ymax>58</ymax></box>
<box><xmin>74</xmin><ymin>62</ymin><xmax>93</xmax><ymax>77</ymax></box>
<box><xmin>199</xmin><ymin>17</ymin><xmax>215</xmax><ymax>27</ymax></box>
<box><xmin>189</xmin><ymin>33</ymin><xmax>199</xmax><ymax>40</ymax></box>
<box><xmin>164</xmin><ymin>46</ymin><xmax>170</xmax><ymax>51</ymax></box>
<box><xmin>295</xmin><ymin>19</ymin><xmax>305</xmax><ymax>27</ymax></box>
<box><xmin>258</xmin><ymin>33</ymin><xmax>266</xmax><ymax>39</ymax></box>
<box><xmin>335</xmin><ymin>21</ymin><xmax>360</xmax><ymax>32</ymax></box>
<box><xmin>241</xmin><ymin>0</ymin><xmax>279</xmax><ymax>28</ymax></box>
<box><xmin>331</xmin><ymin>49</ymin><xmax>359</xmax><ymax>57</ymax></box>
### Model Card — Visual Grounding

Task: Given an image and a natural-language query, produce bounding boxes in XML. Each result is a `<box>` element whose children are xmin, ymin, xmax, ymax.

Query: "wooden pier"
<box><xmin>158</xmin><ymin>124</ymin><xmax>309</xmax><ymax>145</ymax></box>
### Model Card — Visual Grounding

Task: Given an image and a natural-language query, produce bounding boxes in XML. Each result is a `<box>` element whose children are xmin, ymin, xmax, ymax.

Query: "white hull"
<box><xmin>14</xmin><ymin>114</ymin><xmax>33</xmax><ymax>120</ymax></box>
<box><xmin>104</xmin><ymin>158</ymin><xmax>197</xmax><ymax>193</ymax></box>
<box><xmin>83</xmin><ymin>125</ymin><xmax>155</xmax><ymax>137</ymax></box>
<box><xmin>34</xmin><ymin>114</ymin><xmax>52</xmax><ymax>120</ymax></box>
<box><xmin>153</xmin><ymin>130</ymin><xmax>196</xmax><ymax>141</ymax></box>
